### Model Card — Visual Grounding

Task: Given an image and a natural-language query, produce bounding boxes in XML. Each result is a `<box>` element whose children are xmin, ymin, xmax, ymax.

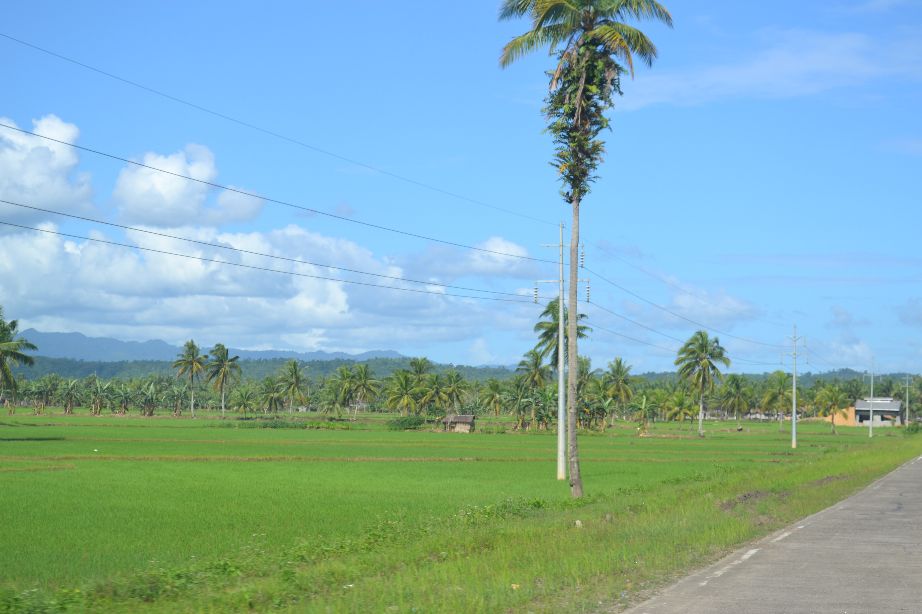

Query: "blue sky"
<box><xmin>1</xmin><ymin>0</ymin><xmax>920</xmax><ymax>373</ymax></box>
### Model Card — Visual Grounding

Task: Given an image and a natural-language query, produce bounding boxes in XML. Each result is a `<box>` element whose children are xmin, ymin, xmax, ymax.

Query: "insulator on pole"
<box><xmin>580</xmin><ymin>243</ymin><xmax>585</xmax><ymax>268</ymax></box>
<box><xmin>533</xmin><ymin>286</ymin><xmax>538</xmax><ymax>304</ymax></box>
<box><xmin>586</xmin><ymin>278</ymin><xmax>591</xmax><ymax>303</ymax></box>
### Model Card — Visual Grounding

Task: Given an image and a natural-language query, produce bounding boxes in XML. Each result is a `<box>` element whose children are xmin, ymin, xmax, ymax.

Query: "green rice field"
<box><xmin>2</xmin><ymin>412</ymin><xmax>920</xmax><ymax>612</ymax></box>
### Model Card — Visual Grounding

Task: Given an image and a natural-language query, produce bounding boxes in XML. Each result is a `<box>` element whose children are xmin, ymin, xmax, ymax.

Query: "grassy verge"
<box><xmin>1</xmin><ymin>414</ymin><xmax>919</xmax><ymax>613</ymax></box>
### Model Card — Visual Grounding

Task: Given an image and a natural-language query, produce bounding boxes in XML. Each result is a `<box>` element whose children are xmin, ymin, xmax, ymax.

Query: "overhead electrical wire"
<box><xmin>0</xmin><ymin>198</ymin><xmax>534</xmax><ymax>299</ymax></box>
<box><xmin>0</xmin><ymin>220</ymin><xmax>545</xmax><ymax>305</ymax></box>
<box><xmin>0</xmin><ymin>122</ymin><xmax>558</xmax><ymax>266</ymax></box>
<box><xmin>584</xmin><ymin>301</ymin><xmax>686</xmax><ymax>344</ymax></box>
<box><xmin>583</xmin><ymin>265</ymin><xmax>786</xmax><ymax>349</ymax></box>
<box><xmin>0</xmin><ymin>31</ymin><xmax>556</xmax><ymax>226</ymax></box>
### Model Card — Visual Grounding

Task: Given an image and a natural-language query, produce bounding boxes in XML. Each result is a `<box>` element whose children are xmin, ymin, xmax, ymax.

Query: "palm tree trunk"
<box><xmin>567</xmin><ymin>196</ymin><xmax>583</xmax><ymax>498</ymax></box>
<box><xmin>697</xmin><ymin>396</ymin><xmax>705</xmax><ymax>437</ymax></box>
<box><xmin>220</xmin><ymin>383</ymin><xmax>226</xmax><ymax>419</ymax></box>
<box><xmin>832</xmin><ymin>414</ymin><xmax>836</xmax><ymax>435</ymax></box>
<box><xmin>190</xmin><ymin>378</ymin><xmax>195</xmax><ymax>419</ymax></box>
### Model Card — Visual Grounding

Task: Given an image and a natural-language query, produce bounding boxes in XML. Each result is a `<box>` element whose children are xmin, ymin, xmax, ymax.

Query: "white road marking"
<box><xmin>772</xmin><ymin>531</ymin><xmax>792</xmax><ymax>543</ymax></box>
<box><xmin>697</xmin><ymin>549</ymin><xmax>760</xmax><ymax>587</ymax></box>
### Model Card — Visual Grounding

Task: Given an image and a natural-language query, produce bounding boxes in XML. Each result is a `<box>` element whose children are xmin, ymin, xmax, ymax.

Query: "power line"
<box><xmin>0</xmin><ymin>31</ymin><xmax>556</xmax><ymax>226</ymax></box>
<box><xmin>0</xmin><ymin>220</ymin><xmax>539</xmax><ymax>304</ymax></box>
<box><xmin>586</xmin><ymin>322</ymin><xmax>678</xmax><ymax>354</ymax></box>
<box><xmin>584</xmin><ymin>301</ymin><xmax>686</xmax><ymax>344</ymax></box>
<box><xmin>592</xmin><ymin>246</ymin><xmax>791</xmax><ymax>329</ymax></box>
<box><xmin>0</xmin><ymin>122</ymin><xmax>558</xmax><ymax>266</ymax></box>
<box><xmin>0</xmin><ymin>198</ymin><xmax>532</xmax><ymax>299</ymax></box>
<box><xmin>584</xmin><ymin>266</ymin><xmax>786</xmax><ymax>349</ymax></box>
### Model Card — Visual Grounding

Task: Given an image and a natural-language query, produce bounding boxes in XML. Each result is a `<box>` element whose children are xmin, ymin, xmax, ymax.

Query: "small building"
<box><xmin>442</xmin><ymin>414</ymin><xmax>476</xmax><ymax>433</ymax></box>
<box><xmin>826</xmin><ymin>398</ymin><xmax>902</xmax><ymax>427</ymax></box>
<box><xmin>855</xmin><ymin>398</ymin><xmax>902</xmax><ymax>426</ymax></box>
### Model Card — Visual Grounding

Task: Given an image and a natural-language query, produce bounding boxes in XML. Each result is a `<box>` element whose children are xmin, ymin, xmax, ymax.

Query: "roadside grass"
<box><xmin>1</xmin><ymin>410</ymin><xmax>919</xmax><ymax>613</ymax></box>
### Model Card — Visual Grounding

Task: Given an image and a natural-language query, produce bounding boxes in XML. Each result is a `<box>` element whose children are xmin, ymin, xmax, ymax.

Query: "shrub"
<box><xmin>386</xmin><ymin>416</ymin><xmax>425</xmax><ymax>431</ymax></box>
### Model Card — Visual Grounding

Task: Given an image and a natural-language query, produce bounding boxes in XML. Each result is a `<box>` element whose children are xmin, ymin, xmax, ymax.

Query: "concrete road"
<box><xmin>621</xmin><ymin>454</ymin><xmax>922</xmax><ymax>614</ymax></box>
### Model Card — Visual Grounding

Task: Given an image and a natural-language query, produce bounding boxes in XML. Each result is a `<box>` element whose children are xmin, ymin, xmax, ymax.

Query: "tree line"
<box><xmin>3</xmin><ymin>304</ymin><xmax>918</xmax><ymax>430</ymax></box>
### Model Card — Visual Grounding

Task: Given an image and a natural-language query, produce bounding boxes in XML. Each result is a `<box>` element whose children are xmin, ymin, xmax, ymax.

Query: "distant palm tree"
<box><xmin>230</xmin><ymin>385</ymin><xmax>257</xmax><ymax>418</ymax></box>
<box><xmin>408</xmin><ymin>357</ymin><xmax>433</xmax><ymax>382</ymax></box>
<box><xmin>386</xmin><ymin>371</ymin><xmax>419</xmax><ymax>416</ymax></box>
<box><xmin>675</xmin><ymin>331</ymin><xmax>730</xmax><ymax>437</ymax></box>
<box><xmin>663</xmin><ymin>388</ymin><xmax>695</xmax><ymax>426</ymax></box>
<box><xmin>815</xmin><ymin>385</ymin><xmax>850</xmax><ymax>435</ymax></box>
<box><xmin>329</xmin><ymin>366</ymin><xmax>356</xmax><ymax>416</ymax></box>
<box><xmin>480</xmin><ymin>379</ymin><xmax>505</xmax><ymax>416</ymax></box>
<box><xmin>603</xmin><ymin>357</ymin><xmax>633</xmax><ymax>425</ymax></box>
<box><xmin>762</xmin><ymin>370</ymin><xmax>792</xmax><ymax>432</ymax></box>
<box><xmin>0</xmin><ymin>307</ymin><xmax>37</xmax><ymax>395</ymax></box>
<box><xmin>721</xmin><ymin>374</ymin><xmax>750</xmax><ymax>428</ymax></box>
<box><xmin>517</xmin><ymin>349</ymin><xmax>550</xmax><ymax>391</ymax></box>
<box><xmin>111</xmin><ymin>381</ymin><xmax>134</xmax><ymax>415</ymax></box>
<box><xmin>59</xmin><ymin>379</ymin><xmax>81</xmax><ymax>415</ymax></box>
<box><xmin>172</xmin><ymin>340</ymin><xmax>207</xmax><ymax>418</ymax></box>
<box><xmin>278</xmin><ymin>360</ymin><xmax>308</xmax><ymax>414</ymax></box>
<box><xmin>206</xmin><ymin>343</ymin><xmax>240</xmax><ymax>418</ymax></box>
<box><xmin>259</xmin><ymin>377</ymin><xmax>285</xmax><ymax>414</ymax></box>
<box><xmin>351</xmin><ymin>364</ymin><xmax>380</xmax><ymax>419</ymax></box>
<box><xmin>533</xmin><ymin>298</ymin><xmax>590</xmax><ymax>367</ymax></box>
<box><xmin>88</xmin><ymin>377</ymin><xmax>111</xmax><ymax>416</ymax></box>
<box><xmin>419</xmin><ymin>373</ymin><xmax>449</xmax><ymax>416</ymax></box>
<box><xmin>442</xmin><ymin>370</ymin><xmax>467</xmax><ymax>414</ymax></box>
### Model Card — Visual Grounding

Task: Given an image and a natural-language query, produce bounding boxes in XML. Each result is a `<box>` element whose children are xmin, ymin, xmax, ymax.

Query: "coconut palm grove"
<box><xmin>2</xmin><ymin>1</ymin><xmax>921</xmax><ymax>612</ymax></box>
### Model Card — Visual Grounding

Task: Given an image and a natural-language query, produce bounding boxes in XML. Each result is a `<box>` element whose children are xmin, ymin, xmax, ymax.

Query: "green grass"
<box><xmin>1</xmin><ymin>410</ymin><xmax>920</xmax><ymax>613</ymax></box>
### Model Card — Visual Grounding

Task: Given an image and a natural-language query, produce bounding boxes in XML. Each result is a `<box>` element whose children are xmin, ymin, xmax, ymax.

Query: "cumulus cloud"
<box><xmin>0</xmin><ymin>115</ymin><xmax>93</xmax><ymax>225</ymax></box>
<box><xmin>0</xmin><ymin>220</ymin><xmax>536</xmax><ymax>353</ymax></box>
<box><xmin>113</xmin><ymin>144</ymin><xmax>263</xmax><ymax>227</ymax></box>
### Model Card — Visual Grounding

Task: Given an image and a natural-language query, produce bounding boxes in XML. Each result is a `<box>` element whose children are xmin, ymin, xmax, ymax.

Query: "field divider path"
<box><xmin>618</xmin><ymin>454</ymin><xmax>922</xmax><ymax>614</ymax></box>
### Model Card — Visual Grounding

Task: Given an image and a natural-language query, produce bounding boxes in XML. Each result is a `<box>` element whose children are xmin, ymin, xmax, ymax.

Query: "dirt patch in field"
<box><xmin>809</xmin><ymin>474</ymin><xmax>849</xmax><ymax>487</ymax></box>
<box><xmin>719</xmin><ymin>490</ymin><xmax>769</xmax><ymax>512</ymax></box>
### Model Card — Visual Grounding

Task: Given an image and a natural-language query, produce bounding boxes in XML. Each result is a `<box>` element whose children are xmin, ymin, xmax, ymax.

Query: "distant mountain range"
<box><xmin>20</xmin><ymin>329</ymin><xmax>404</xmax><ymax>363</ymax></box>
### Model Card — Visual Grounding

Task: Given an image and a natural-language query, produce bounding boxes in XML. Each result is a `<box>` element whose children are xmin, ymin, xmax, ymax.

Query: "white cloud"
<box><xmin>621</xmin><ymin>29</ymin><xmax>919</xmax><ymax>110</ymax></box>
<box><xmin>112</xmin><ymin>144</ymin><xmax>263</xmax><ymax>227</ymax></box>
<box><xmin>0</xmin><ymin>115</ymin><xmax>93</xmax><ymax>225</ymax></box>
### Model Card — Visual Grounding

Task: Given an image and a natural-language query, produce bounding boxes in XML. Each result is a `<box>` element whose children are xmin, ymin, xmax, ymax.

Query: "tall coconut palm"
<box><xmin>675</xmin><ymin>331</ymin><xmax>730</xmax><ymax>437</ymax></box>
<box><xmin>533</xmin><ymin>298</ymin><xmax>590</xmax><ymax>367</ymax></box>
<box><xmin>206</xmin><ymin>343</ymin><xmax>241</xmax><ymax>418</ymax></box>
<box><xmin>501</xmin><ymin>0</ymin><xmax>671</xmax><ymax>497</ymax></box>
<box><xmin>815</xmin><ymin>384</ymin><xmax>850</xmax><ymax>435</ymax></box>
<box><xmin>279</xmin><ymin>360</ymin><xmax>308</xmax><ymax>414</ymax></box>
<box><xmin>172</xmin><ymin>340</ymin><xmax>207</xmax><ymax>418</ymax></box>
<box><xmin>721</xmin><ymin>374</ymin><xmax>750</xmax><ymax>428</ymax></box>
<box><xmin>0</xmin><ymin>307</ymin><xmax>37</xmax><ymax>395</ymax></box>
<box><xmin>603</xmin><ymin>357</ymin><xmax>633</xmax><ymax>425</ymax></box>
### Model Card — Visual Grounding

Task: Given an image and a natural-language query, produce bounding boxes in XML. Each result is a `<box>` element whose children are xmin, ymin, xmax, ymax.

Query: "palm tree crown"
<box><xmin>0</xmin><ymin>307</ymin><xmax>37</xmax><ymax>394</ymax></box>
